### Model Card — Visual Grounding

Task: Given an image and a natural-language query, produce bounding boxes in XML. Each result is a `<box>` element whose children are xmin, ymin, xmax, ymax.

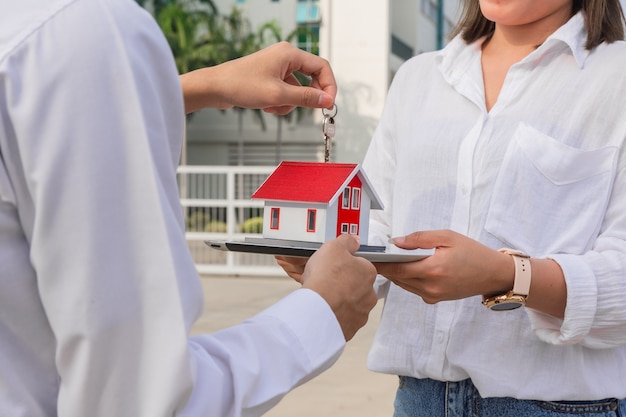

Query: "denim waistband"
<box><xmin>393</xmin><ymin>377</ymin><xmax>625</xmax><ymax>417</ymax></box>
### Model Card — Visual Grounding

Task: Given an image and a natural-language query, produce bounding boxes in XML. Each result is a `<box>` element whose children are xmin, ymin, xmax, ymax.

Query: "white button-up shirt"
<box><xmin>364</xmin><ymin>12</ymin><xmax>626</xmax><ymax>400</ymax></box>
<box><xmin>0</xmin><ymin>1</ymin><xmax>345</xmax><ymax>416</ymax></box>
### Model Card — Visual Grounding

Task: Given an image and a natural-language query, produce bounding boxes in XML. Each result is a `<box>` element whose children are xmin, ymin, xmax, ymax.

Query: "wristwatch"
<box><xmin>482</xmin><ymin>248</ymin><xmax>531</xmax><ymax>311</ymax></box>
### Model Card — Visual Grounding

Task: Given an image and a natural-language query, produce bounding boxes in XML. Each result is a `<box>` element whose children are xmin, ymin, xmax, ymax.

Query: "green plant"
<box><xmin>239</xmin><ymin>216</ymin><xmax>263</xmax><ymax>234</ymax></box>
<box><xmin>186</xmin><ymin>210</ymin><xmax>209</xmax><ymax>231</ymax></box>
<box><xmin>205</xmin><ymin>220</ymin><xmax>228</xmax><ymax>233</ymax></box>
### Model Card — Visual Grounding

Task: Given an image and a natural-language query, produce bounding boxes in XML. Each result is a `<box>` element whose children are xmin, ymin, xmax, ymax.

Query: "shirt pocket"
<box><xmin>484</xmin><ymin>123</ymin><xmax>617</xmax><ymax>256</ymax></box>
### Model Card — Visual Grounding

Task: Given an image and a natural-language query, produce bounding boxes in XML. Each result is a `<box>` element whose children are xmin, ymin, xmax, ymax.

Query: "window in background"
<box><xmin>296</xmin><ymin>0</ymin><xmax>320</xmax><ymax>55</ymax></box>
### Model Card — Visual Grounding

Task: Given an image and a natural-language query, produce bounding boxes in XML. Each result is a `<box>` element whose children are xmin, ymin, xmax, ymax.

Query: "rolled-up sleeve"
<box><xmin>527</xmin><ymin>158</ymin><xmax>626</xmax><ymax>348</ymax></box>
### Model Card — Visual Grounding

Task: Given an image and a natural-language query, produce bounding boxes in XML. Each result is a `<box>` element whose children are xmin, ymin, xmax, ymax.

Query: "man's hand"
<box><xmin>294</xmin><ymin>235</ymin><xmax>377</xmax><ymax>341</ymax></box>
<box><xmin>180</xmin><ymin>41</ymin><xmax>336</xmax><ymax>114</ymax></box>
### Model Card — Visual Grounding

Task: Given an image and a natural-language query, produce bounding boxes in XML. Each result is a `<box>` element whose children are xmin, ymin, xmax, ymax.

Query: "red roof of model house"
<box><xmin>251</xmin><ymin>161</ymin><xmax>383</xmax><ymax>209</ymax></box>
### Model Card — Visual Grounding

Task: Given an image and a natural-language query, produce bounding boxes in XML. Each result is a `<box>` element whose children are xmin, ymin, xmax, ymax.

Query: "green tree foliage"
<box><xmin>213</xmin><ymin>7</ymin><xmax>260</xmax><ymax>62</ymax></box>
<box><xmin>137</xmin><ymin>0</ymin><xmax>222</xmax><ymax>74</ymax></box>
<box><xmin>157</xmin><ymin>3</ymin><xmax>220</xmax><ymax>73</ymax></box>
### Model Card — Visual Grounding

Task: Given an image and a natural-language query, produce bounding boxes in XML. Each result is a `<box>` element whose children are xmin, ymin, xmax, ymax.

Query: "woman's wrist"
<box><xmin>524</xmin><ymin>257</ymin><xmax>567</xmax><ymax>318</ymax></box>
<box><xmin>484</xmin><ymin>250</ymin><xmax>517</xmax><ymax>297</ymax></box>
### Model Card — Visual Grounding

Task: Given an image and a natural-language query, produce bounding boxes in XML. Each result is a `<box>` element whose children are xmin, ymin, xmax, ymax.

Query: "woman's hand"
<box><xmin>375</xmin><ymin>229</ymin><xmax>567</xmax><ymax>317</ymax></box>
<box><xmin>374</xmin><ymin>230</ymin><xmax>514</xmax><ymax>304</ymax></box>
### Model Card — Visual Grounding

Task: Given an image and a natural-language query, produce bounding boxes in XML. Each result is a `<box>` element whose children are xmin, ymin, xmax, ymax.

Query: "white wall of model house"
<box><xmin>261</xmin><ymin>201</ymin><xmax>332</xmax><ymax>243</ymax></box>
<box><xmin>260</xmin><ymin>191</ymin><xmax>374</xmax><ymax>244</ymax></box>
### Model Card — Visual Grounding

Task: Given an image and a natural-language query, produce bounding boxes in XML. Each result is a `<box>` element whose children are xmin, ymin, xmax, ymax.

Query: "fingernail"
<box><xmin>318</xmin><ymin>93</ymin><xmax>333</xmax><ymax>107</ymax></box>
<box><xmin>388</xmin><ymin>236</ymin><xmax>405</xmax><ymax>245</ymax></box>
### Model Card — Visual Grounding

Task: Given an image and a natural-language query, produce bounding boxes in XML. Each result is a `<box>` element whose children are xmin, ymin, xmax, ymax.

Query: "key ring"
<box><xmin>322</xmin><ymin>103</ymin><xmax>338</xmax><ymax>118</ymax></box>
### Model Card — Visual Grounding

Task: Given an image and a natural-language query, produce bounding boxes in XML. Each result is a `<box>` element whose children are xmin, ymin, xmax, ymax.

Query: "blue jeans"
<box><xmin>394</xmin><ymin>377</ymin><xmax>626</xmax><ymax>417</ymax></box>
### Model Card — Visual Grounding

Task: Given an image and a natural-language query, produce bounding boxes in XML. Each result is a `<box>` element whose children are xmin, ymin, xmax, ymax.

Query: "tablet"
<box><xmin>205</xmin><ymin>238</ymin><xmax>433</xmax><ymax>263</ymax></box>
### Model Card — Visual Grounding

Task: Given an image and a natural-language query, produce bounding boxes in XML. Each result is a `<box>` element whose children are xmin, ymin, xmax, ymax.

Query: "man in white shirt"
<box><xmin>0</xmin><ymin>0</ymin><xmax>378</xmax><ymax>416</ymax></box>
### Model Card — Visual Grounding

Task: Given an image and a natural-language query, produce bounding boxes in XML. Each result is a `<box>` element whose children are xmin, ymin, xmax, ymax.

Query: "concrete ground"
<box><xmin>191</xmin><ymin>274</ymin><xmax>398</xmax><ymax>417</ymax></box>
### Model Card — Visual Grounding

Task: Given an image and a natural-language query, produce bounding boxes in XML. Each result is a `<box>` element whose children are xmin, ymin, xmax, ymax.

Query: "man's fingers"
<box><xmin>278</xmin><ymin>85</ymin><xmax>334</xmax><ymax>110</ymax></box>
<box><xmin>265</xmin><ymin>83</ymin><xmax>333</xmax><ymax>114</ymax></box>
<box><xmin>331</xmin><ymin>233</ymin><xmax>361</xmax><ymax>253</ymax></box>
<box><xmin>286</xmin><ymin>51</ymin><xmax>337</xmax><ymax>99</ymax></box>
<box><xmin>264</xmin><ymin>104</ymin><xmax>296</xmax><ymax>115</ymax></box>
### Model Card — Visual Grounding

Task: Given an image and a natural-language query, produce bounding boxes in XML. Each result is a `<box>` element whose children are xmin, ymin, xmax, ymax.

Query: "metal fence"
<box><xmin>177</xmin><ymin>165</ymin><xmax>285</xmax><ymax>276</ymax></box>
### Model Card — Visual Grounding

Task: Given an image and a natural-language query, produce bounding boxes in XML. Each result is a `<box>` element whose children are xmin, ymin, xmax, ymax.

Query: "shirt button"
<box><xmin>436</xmin><ymin>332</ymin><xmax>445</xmax><ymax>343</ymax></box>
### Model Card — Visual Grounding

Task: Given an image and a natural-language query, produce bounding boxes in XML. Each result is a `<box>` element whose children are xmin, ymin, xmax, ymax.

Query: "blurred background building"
<box><xmin>182</xmin><ymin>0</ymin><xmax>461</xmax><ymax>166</ymax></box>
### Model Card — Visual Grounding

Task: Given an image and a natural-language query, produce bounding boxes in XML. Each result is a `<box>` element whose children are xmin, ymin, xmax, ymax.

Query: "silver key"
<box><xmin>321</xmin><ymin>104</ymin><xmax>338</xmax><ymax>163</ymax></box>
<box><xmin>323</xmin><ymin>116</ymin><xmax>335</xmax><ymax>162</ymax></box>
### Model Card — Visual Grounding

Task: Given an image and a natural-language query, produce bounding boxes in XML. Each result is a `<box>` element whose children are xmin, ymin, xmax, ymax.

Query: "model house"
<box><xmin>251</xmin><ymin>161</ymin><xmax>383</xmax><ymax>244</ymax></box>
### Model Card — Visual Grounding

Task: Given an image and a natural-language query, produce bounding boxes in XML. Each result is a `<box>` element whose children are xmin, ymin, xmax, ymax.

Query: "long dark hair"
<box><xmin>450</xmin><ymin>0</ymin><xmax>625</xmax><ymax>50</ymax></box>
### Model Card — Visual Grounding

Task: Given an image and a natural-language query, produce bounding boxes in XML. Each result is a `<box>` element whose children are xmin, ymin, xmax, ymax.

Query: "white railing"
<box><xmin>177</xmin><ymin>165</ymin><xmax>285</xmax><ymax>277</ymax></box>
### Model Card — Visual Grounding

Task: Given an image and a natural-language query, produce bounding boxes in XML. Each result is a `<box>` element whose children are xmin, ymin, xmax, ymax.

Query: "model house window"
<box><xmin>306</xmin><ymin>209</ymin><xmax>317</xmax><ymax>232</ymax></box>
<box><xmin>270</xmin><ymin>208</ymin><xmax>280</xmax><ymax>230</ymax></box>
<box><xmin>342</xmin><ymin>187</ymin><xmax>350</xmax><ymax>209</ymax></box>
<box><xmin>341</xmin><ymin>223</ymin><xmax>349</xmax><ymax>234</ymax></box>
<box><xmin>350</xmin><ymin>224</ymin><xmax>359</xmax><ymax>234</ymax></box>
<box><xmin>351</xmin><ymin>187</ymin><xmax>361</xmax><ymax>210</ymax></box>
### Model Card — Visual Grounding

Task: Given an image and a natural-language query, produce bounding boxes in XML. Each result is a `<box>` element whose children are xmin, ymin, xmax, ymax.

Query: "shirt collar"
<box><xmin>437</xmin><ymin>11</ymin><xmax>590</xmax><ymax>76</ymax></box>
<box><xmin>535</xmin><ymin>11</ymin><xmax>589</xmax><ymax>68</ymax></box>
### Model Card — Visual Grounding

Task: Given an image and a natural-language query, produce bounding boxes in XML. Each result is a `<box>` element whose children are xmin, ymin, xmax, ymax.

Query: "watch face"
<box><xmin>489</xmin><ymin>301</ymin><xmax>524</xmax><ymax>311</ymax></box>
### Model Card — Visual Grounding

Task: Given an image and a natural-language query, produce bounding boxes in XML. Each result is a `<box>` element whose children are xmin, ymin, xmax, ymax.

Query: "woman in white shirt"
<box><xmin>280</xmin><ymin>0</ymin><xmax>626</xmax><ymax>415</ymax></box>
<box><xmin>365</xmin><ymin>0</ymin><xmax>626</xmax><ymax>415</ymax></box>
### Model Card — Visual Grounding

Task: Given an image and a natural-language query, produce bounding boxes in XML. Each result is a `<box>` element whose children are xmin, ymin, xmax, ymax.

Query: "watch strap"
<box><xmin>499</xmin><ymin>248</ymin><xmax>531</xmax><ymax>296</ymax></box>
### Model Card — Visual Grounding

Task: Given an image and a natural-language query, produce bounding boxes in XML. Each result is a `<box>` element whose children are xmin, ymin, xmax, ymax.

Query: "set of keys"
<box><xmin>322</xmin><ymin>104</ymin><xmax>337</xmax><ymax>163</ymax></box>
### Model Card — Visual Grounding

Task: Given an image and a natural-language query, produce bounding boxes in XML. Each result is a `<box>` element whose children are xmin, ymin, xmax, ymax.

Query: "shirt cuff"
<box><xmin>255</xmin><ymin>288</ymin><xmax>346</xmax><ymax>369</ymax></box>
<box><xmin>526</xmin><ymin>254</ymin><xmax>597</xmax><ymax>345</ymax></box>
